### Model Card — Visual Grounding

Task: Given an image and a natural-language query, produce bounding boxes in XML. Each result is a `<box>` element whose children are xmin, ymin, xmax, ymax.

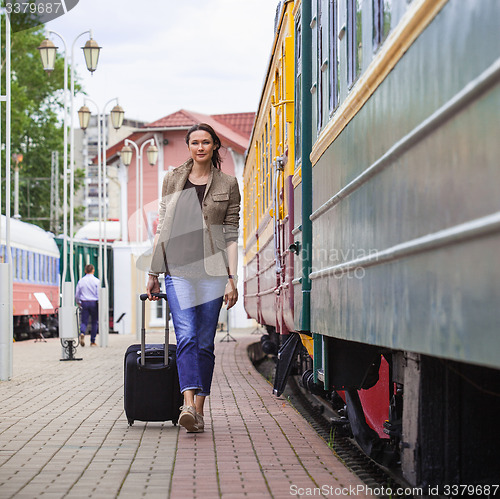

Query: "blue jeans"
<box><xmin>164</xmin><ymin>275</ymin><xmax>226</xmax><ymax>396</ymax></box>
<box><xmin>80</xmin><ymin>301</ymin><xmax>98</xmax><ymax>343</ymax></box>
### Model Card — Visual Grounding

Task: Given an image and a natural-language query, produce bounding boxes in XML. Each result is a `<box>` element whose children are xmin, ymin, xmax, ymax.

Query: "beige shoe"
<box><xmin>187</xmin><ymin>413</ymin><xmax>204</xmax><ymax>433</ymax></box>
<box><xmin>178</xmin><ymin>406</ymin><xmax>197</xmax><ymax>432</ymax></box>
<box><xmin>79</xmin><ymin>333</ymin><xmax>85</xmax><ymax>347</ymax></box>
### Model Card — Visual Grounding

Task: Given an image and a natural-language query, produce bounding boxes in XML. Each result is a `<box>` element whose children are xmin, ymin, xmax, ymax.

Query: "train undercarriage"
<box><xmin>13</xmin><ymin>314</ymin><xmax>58</xmax><ymax>342</ymax></box>
<box><xmin>262</xmin><ymin>329</ymin><xmax>500</xmax><ymax>492</ymax></box>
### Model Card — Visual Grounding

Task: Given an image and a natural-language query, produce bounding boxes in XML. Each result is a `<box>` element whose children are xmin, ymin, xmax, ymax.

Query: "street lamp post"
<box><xmin>12</xmin><ymin>154</ymin><xmax>23</xmax><ymax>219</ymax></box>
<box><xmin>0</xmin><ymin>15</ymin><xmax>12</xmax><ymax>381</ymax></box>
<box><xmin>38</xmin><ymin>30</ymin><xmax>101</xmax><ymax>358</ymax></box>
<box><xmin>120</xmin><ymin>139</ymin><xmax>158</xmax><ymax>242</ymax></box>
<box><xmin>120</xmin><ymin>138</ymin><xmax>158</xmax><ymax>341</ymax></box>
<box><xmin>78</xmin><ymin>99</ymin><xmax>124</xmax><ymax>347</ymax></box>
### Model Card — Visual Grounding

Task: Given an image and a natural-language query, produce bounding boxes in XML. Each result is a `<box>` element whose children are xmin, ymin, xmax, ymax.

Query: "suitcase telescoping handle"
<box><xmin>139</xmin><ymin>293</ymin><xmax>170</xmax><ymax>367</ymax></box>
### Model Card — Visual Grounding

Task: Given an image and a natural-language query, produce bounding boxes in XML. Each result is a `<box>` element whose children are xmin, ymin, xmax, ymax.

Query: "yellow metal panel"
<box><xmin>292</xmin><ymin>167</ymin><xmax>302</xmax><ymax>188</ymax></box>
<box><xmin>299</xmin><ymin>333</ymin><xmax>314</xmax><ymax>357</ymax></box>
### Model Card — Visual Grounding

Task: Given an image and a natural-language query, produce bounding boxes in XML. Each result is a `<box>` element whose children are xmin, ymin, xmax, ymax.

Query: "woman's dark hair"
<box><xmin>185</xmin><ymin>123</ymin><xmax>223</xmax><ymax>169</ymax></box>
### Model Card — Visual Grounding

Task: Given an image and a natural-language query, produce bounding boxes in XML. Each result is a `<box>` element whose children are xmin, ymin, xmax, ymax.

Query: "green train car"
<box><xmin>55</xmin><ymin>238</ymin><xmax>114</xmax><ymax>328</ymax></box>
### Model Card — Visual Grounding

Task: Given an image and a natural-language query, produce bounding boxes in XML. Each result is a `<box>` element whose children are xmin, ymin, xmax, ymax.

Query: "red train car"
<box><xmin>1</xmin><ymin>216</ymin><xmax>60</xmax><ymax>340</ymax></box>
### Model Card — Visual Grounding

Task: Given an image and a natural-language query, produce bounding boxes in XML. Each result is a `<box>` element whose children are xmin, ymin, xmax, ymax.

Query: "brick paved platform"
<box><xmin>0</xmin><ymin>329</ymin><xmax>369</xmax><ymax>498</ymax></box>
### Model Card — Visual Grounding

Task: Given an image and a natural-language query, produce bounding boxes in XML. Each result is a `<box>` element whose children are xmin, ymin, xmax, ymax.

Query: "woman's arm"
<box><xmin>147</xmin><ymin>174</ymin><xmax>169</xmax><ymax>300</ymax></box>
<box><xmin>223</xmin><ymin>178</ymin><xmax>241</xmax><ymax>310</ymax></box>
<box><xmin>146</xmin><ymin>232</ymin><xmax>162</xmax><ymax>300</ymax></box>
<box><xmin>224</xmin><ymin>240</ymin><xmax>238</xmax><ymax>309</ymax></box>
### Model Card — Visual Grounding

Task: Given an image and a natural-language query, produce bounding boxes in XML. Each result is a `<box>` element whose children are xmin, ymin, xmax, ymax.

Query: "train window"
<box><xmin>261</xmin><ymin>145</ymin><xmax>265</xmax><ymax>216</ymax></box>
<box><xmin>27</xmin><ymin>251</ymin><xmax>32</xmax><ymax>281</ymax></box>
<box><xmin>11</xmin><ymin>248</ymin><xmax>16</xmax><ymax>280</ymax></box>
<box><xmin>329</xmin><ymin>0</ymin><xmax>340</xmax><ymax>113</ymax></box>
<box><xmin>315</xmin><ymin>0</ymin><xmax>331</xmax><ymax>130</ymax></box>
<box><xmin>22</xmin><ymin>250</ymin><xmax>27</xmax><ymax>281</ymax></box>
<box><xmin>373</xmin><ymin>0</ymin><xmax>392</xmax><ymax>49</ymax></box>
<box><xmin>295</xmin><ymin>14</ymin><xmax>302</xmax><ymax>167</ymax></box>
<box><xmin>32</xmin><ymin>252</ymin><xmax>36</xmax><ymax>282</ymax></box>
<box><xmin>42</xmin><ymin>255</ymin><xmax>46</xmax><ymax>283</ymax></box>
<box><xmin>347</xmin><ymin>0</ymin><xmax>363</xmax><ymax>86</ymax></box>
<box><xmin>317</xmin><ymin>0</ymin><xmax>324</xmax><ymax>130</ymax></box>
<box><xmin>269</xmin><ymin>110</ymin><xmax>273</xmax><ymax>209</ymax></box>
<box><xmin>51</xmin><ymin>257</ymin><xmax>56</xmax><ymax>284</ymax></box>
<box><xmin>265</xmin><ymin>124</ymin><xmax>269</xmax><ymax>215</ymax></box>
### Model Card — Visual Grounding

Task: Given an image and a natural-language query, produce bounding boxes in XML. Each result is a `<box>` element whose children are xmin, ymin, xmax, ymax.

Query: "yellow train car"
<box><xmin>243</xmin><ymin>0</ymin><xmax>296</xmax><ymax>337</ymax></box>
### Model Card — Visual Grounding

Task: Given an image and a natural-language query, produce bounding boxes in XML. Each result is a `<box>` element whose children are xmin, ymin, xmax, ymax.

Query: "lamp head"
<box><xmin>120</xmin><ymin>145</ymin><xmax>133</xmax><ymax>166</ymax></box>
<box><xmin>146</xmin><ymin>144</ymin><xmax>159</xmax><ymax>166</ymax></box>
<box><xmin>82</xmin><ymin>38</ymin><xmax>101</xmax><ymax>73</ymax></box>
<box><xmin>38</xmin><ymin>38</ymin><xmax>58</xmax><ymax>73</ymax></box>
<box><xmin>110</xmin><ymin>105</ymin><xmax>125</xmax><ymax>130</ymax></box>
<box><xmin>78</xmin><ymin>105</ymin><xmax>91</xmax><ymax>130</ymax></box>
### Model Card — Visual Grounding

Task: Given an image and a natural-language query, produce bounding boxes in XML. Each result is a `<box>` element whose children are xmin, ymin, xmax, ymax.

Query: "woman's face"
<box><xmin>188</xmin><ymin>130</ymin><xmax>216</xmax><ymax>164</ymax></box>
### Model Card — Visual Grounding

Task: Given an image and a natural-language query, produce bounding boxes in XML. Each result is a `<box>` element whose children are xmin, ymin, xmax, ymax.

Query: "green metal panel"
<box><xmin>300</xmin><ymin>0</ymin><xmax>313</xmax><ymax>334</ymax></box>
<box><xmin>309</xmin><ymin>0</ymin><xmax>500</xmax><ymax>369</ymax></box>
<box><xmin>55</xmin><ymin>238</ymin><xmax>114</xmax><ymax>309</ymax></box>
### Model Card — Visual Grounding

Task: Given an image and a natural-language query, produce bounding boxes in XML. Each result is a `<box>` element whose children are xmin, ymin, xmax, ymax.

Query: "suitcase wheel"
<box><xmin>128</xmin><ymin>419</ymin><xmax>134</xmax><ymax>426</ymax></box>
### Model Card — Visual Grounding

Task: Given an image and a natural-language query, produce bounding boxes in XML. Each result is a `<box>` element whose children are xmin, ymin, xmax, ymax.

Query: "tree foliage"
<box><xmin>1</xmin><ymin>20</ymin><xmax>84</xmax><ymax>232</ymax></box>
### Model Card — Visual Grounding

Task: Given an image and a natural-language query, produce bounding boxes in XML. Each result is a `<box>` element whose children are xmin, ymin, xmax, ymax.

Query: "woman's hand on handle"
<box><xmin>147</xmin><ymin>275</ymin><xmax>161</xmax><ymax>300</ymax></box>
<box><xmin>224</xmin><ymin>278</ymin><xmax>238</xmax><ymax>310</ymax></box>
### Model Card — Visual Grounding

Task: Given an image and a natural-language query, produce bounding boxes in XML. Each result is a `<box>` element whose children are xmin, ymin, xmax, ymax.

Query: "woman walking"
<box><xmin>146</xmin><ymin>123</ymin><xmax>240</xmax><ymax>433</ymax></box>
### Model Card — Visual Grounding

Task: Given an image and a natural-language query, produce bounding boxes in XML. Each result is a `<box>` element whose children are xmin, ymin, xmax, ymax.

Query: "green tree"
<box><xmin>1</xmin><ymin>20</ymin><xmax>84</xmax><ymax>232</ymax></box>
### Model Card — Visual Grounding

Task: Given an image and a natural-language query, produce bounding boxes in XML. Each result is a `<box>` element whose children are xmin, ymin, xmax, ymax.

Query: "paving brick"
<box><xmin>0</xmin><ymin>328</ymin><xmax>370</xmax><ymax>498</ymax></box>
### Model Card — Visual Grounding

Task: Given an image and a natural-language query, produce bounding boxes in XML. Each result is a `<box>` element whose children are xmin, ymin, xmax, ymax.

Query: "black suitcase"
<box><xmin>124</xmin><ymin>293</ymin><xmax>183</xmax><ymax>426</ymax></box>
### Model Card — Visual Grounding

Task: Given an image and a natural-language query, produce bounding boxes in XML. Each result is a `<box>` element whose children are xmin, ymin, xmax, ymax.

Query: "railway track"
<box><xmin>252</xmin><ymin>351</ymin><xmax>417</xmax><ymax>499</ymax></box>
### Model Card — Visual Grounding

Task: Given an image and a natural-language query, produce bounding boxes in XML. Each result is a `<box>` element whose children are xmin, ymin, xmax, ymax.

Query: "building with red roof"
<box><xmin>103</xmin><ymin>109</ymin><xmax>253</xmax><ymax>243</ymax></box>
<box><xmin>100</xmin><ymin>109</ymin><xmax>255</xmax><ymax>332</ymax></box>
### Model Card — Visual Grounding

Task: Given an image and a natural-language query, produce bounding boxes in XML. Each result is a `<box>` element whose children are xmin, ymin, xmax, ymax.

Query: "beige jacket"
<box><xmin>150</xmin><ymin>159</ymin><xmax>240</xmax><ymax>276</ymax></box>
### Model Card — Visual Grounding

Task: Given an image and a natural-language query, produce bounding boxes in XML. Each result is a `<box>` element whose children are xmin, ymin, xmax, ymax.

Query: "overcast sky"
<box><xmin>46</xmin><ymin>0</ymin><xmax>280</xmax><ymax>123</ymax></box>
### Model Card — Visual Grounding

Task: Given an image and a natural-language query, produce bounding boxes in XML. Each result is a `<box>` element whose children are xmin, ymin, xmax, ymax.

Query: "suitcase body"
<box><xmin>124</xmin><ymin>293</ymin><xmax>183</xmax><ymax>426</ymax></box>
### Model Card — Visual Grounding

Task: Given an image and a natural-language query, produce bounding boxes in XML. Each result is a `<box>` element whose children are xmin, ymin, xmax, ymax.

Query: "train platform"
<box><xmin>0</xmin><ymin>327</ymin><xmax>370</xmax><ymax>499</ymax></box>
